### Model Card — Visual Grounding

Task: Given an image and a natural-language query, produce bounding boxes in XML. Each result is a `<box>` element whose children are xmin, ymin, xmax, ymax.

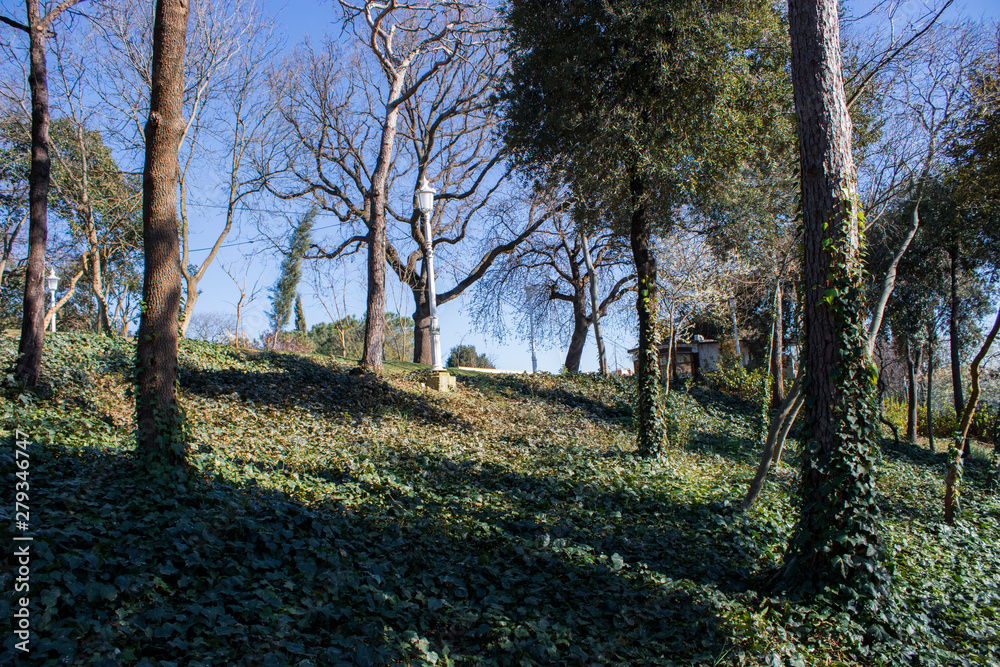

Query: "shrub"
<box><xmin>262</xmin><ymin>331</ymin><xmax>315</xmax><ymax>354</ymax></box>
<box><xmin>705</xmin><ymin>364</ymin><xmax>769</xmax><ymax>404</ymax></box>
<box><xmin>447</xmin><ymin>344</ymin><xmax>494</xmax><ymax>369</ymax></box>
<box><xmin>882</xmin><ymin>397</ymin><xmax>908</xmax><ymax>433</ymax></box>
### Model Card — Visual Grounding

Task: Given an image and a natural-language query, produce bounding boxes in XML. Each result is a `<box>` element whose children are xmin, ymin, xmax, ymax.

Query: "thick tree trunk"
<box><xmin>14</xmin><ymin>1</ymin><xmax>52</xmax><ymax>388</ymax></box>
<box><xmin>948</xmin><ymin>246</ymin><xmax>964</xmax><ymax>416</ymax></box>
<box><xmin>770</xmin><ymin>281</ymin><xmax>785</xmax><ymax>408</ymax></box>
<box><xmin>564</xmin><ymin>290</ymin><xmax>589</xmax><ymax>373</ymax></box>
<box><xmin>779</xmin><ymin>0</ymin><xmax>885</xmax><ymax>598</ymax></box>
<box><xmin>135</xmin><ymin>0</ymin><xmax>189</xmax><ymax>468</ymax></box>
<box><xmin>905</xmin><ymin>339</ymin><xmax>921</xmax><ymax>444</ymax></box>
<box><xmin>412</xmin><ymin>288</ymin><xmax>432</xmax><ymax>365</ymax></box>
<box><xmin>629</xmin><ymin>172</ymin><xmax>661</xmax><ymax>456</ymax></box>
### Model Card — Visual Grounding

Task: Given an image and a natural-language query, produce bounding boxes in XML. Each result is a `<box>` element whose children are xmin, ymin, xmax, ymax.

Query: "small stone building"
<box><xmin>628</xmin><ymin>336</ymin><xmax>749</xmax><ymax>379</ymax></box>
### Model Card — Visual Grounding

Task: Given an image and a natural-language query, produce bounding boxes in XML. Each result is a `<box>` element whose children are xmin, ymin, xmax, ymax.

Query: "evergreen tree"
<box><xmin>447</xmin><ymin>344</ymin><xmax>494</xmax><ymax>369</ymax></box>
<box><xmin>294</xmin><ymin>294</ymin><xmax>306</xmax><ymax>333</ymax></box>
<box><xmin>269</xmin><ymin>208</ymin><xmax>316</xmax><ymax>336</ymax></box>
<box><xmin>500</xmin><ymin>0</ymin><xmax>787</xmax><ymax>455</ymax></box>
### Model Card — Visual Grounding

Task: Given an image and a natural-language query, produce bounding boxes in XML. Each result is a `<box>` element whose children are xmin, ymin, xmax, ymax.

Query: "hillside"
<box><xmin>1</xmin><ymin>332</ymin><xmax>998</xmax><ymax>665</ymax></box>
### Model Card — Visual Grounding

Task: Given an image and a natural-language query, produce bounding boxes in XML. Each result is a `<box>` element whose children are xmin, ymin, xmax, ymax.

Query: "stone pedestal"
<box><xmin>425</xmin><ymin>370</ymin><xmax>456</xmax><ymax>392</ymax></box>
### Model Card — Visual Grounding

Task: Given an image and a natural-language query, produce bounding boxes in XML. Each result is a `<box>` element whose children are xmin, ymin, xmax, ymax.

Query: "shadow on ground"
<box><xmin>0</xmin><ymin>438</ymin><xmax>757</xmax><ymax>666</ymax></box>
<box><xmin>179</xmin><ymin>350</ymin><xmax>463</xmax><ymax>432</ymax></box>
<box><xmin>461</xmin><ymin>373</ymin><xmax>634</xmax><ymax>430</ymax></box>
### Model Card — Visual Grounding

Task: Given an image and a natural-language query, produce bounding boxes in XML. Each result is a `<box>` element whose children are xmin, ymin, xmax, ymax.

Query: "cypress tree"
<box><xmin>269</xmin><ymin>208</ymin><xmax>316</xmax><ymax>335</ymax></box>
<box><xmin>295</xmin><ymin>294</ymin><xmax>306</xmax><ymax>333</ymax></box>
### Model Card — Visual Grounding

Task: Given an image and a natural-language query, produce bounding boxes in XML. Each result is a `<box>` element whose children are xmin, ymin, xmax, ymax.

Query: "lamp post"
<box><xmin>417</xmin><ymin>178</ymin><xmax>444</xmax><ymax>372</ymax></box>
<box><xmin>417</xmin><ymin>178</ymin><xmax>455</xmax><ymax>391</ymax></box>
<box><xmin>46</xmin><ymin>268</ymin><xmax>59</xmax><ymax>333</ymax></box>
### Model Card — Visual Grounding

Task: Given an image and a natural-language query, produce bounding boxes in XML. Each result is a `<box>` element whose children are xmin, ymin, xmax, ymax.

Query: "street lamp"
<box><xmin>416</xmin><ymin>178</ymin><xmax>455</xmax><ymax>391</ymax></box>
<box><xmin>46</xmin><ymin>268</ymin><xmax>59</xmax><ymax>333</ymax></box>
<box><xmin>417</xmin><ymin>178</ymin><xmax>444</xmax><ymax>372</ymax></box>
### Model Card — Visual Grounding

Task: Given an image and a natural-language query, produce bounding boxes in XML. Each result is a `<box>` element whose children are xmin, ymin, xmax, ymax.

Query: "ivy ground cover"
<box><xmin>0</xmin><ymin>332</ymin><xmax>997</xmax><ymax>665</ymax></box>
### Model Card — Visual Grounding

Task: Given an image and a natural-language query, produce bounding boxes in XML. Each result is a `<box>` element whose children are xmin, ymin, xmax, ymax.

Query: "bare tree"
<box><xmin>220</xmin><ymin>256</ymin><xmax>265</xmax><ymax>348</ymax></box>
<box><xmin>88</xmin><ymin>0</ymin><xmax>274</xmax><ymax>336</ymax></box>
<box><xmin>261</xmin><ymin>0</ymin><xmax>502</xmax><ymax>372</ymax></box>
<box><xmin>46</xmin><ymin>36</ymin><xmax>143</xmax><ymax>334</ymax></box>
<box><xmin>473</xmin><ymin>199</ymin><xmax>633</xmax><ymax>372</ymax></box>
<box><xmin>187</xmin><ymin>311</ymin><xmax>238</xmax><ymax>344</ymax></box>
<box><xmin>861</xmin><ymin>21</ymin><xmax>988</xmax><ymax>355</ymax></box>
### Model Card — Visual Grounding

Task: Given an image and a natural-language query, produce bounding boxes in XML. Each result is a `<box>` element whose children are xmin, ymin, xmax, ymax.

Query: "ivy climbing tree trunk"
<box><xmin>778</xmin><ymin>0</ymin><xmax>888</xmax><ymax>601</ymax></box>
<box><xmin>629</xmin><ymin>173</ymin><xmax>662</xmax><ymax>456</ymax></box>
<box><xmin>135</xmin><ymin>0</ymin><xmax>189</xmax><ymax>470</ymax></box>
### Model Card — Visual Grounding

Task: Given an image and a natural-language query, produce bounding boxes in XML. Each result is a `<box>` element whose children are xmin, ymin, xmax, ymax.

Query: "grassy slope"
<box><xmin>0</xmin><ymin>332</ymin><xmax>997</xmax><ymax>666</ymax></box>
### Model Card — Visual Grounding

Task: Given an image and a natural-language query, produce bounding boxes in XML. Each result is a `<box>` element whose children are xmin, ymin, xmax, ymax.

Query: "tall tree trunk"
<box><xmin>361</xmin><ymin>77</ymin><xmax>406</xmax><ymax>373</ymax></box>
<box><xmin>778</xmin><ymin>0</ymin><xmax>885</xmax><ymax>599</ymax></box>
<box><xmin>629</xmin><ymin>172</ymin><xmax>661</xmax><ymax>456</ymax></box>
<box><xmin>948</xmin><ymin>246</ymin><xmax>963</xmax><ymax>415</ymax></box>
<box><xmin>580</xmin><ymin>231</ymin><xmax>607</xmax><ymax>375</ymax></box>
<box><xmin>905</xmin><ymin>338</ymin><xmax>921</xmax><ymax>444</ymax></box>
<box><xmin>14</xmin><ymin>0</ymin><xmax>52</xmax><ymax>388</ymax></box>
<box><xmin>135</xmin><ymin>0</ymin><xmax>189</xmax><ymax>469</ymax></box>
<box><xmin>564</xmin><ymin>289</ymin><xmax>589</xmax><ymax>373</ymax></box>
<box><xmin>926</xmin><ymin>325</ymin><xmax>936</xmax><ymax>451</ymax></box>
<box><xmin>771</xmin><ymin>281</ymin><xmax>785</xmax><ymax>408</ymax></box>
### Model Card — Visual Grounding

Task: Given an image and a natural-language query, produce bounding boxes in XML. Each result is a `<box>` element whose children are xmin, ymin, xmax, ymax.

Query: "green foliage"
<box><xmin>779</xmin><ymin>197</ymin><xmax>889</xmax><ymax>609</ymax></box>
<box><xmin>309</xmin><ymin>313</ymin><xmax>414</xmax><ymax>362</ymax></box>
<box><xmin>294</xmin><ymin>294</ymin><xmax>306</xmax><ymax>333</ymax></box>
<box><xmin>1</xmin><ymin>332</ymin><xmax>999</xmax><ymax>665</ymax></box>
<box><xmin>500</xmin><ymin>0</ymin><xmax>788</xmax><ymax>214</ymax></box>
<box><xmin>268</xmin><ymin>209</ymin><xmax>316</xmax><ymax>334</ymax></box>
<box><xmin>446</xmin><ymin>344</ymin><xmax>494</xmax><ymax>369</ymax></box>
<box><xmin>885</xmin><ymin>398</ymin><xmax>1000</xmax><ymax>443</ymax></box>
<box><xmin>705</xmin><ymin>365</ymin><xmax>770</xmax><ymax>405</ymax></box>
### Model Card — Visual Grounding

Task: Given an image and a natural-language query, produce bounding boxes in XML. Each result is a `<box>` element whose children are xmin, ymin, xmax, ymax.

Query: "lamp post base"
<box><xmin>424</xmin><ymin>369</ymin><xmax>456</xmax><ymax>393</ymax></box>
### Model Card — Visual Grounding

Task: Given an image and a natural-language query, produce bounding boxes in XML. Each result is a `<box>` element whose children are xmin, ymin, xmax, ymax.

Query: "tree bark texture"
<box><xmin>360</xmin><ymin>76</ymin><xmax>406</xmax><ymax>373</ymax></box>
<box><xmin>770</xmin><ymin>281</ymin><xmax>785</xmax><ymax>408</ymax></box>
<box><xmin>564</xmin><ymin>289</ymin><xmax>590</xmax><ymax>373</ymax></box>
<box><xmin>413</xmin><ymin>286</ymin><xmax>431</xmax><ymax>366</ymax></box>
<box><xmin>948</xmin><ymin>246</ymin><xmax>964</xmax><ymax>416</ymax></box>
<box><xmin>629</xmin><ymin>173</ymin><xmax>661</xmax><ymax>456</ymax></box>
<box><xmin>135</xmin><ymin>0</ymin><xmax>189</xmax><ymax>467</ymax></box>
<box><xmin>14</xmin><ymin>0</ymin><xmax>51</xmax><ymax>387</ymax></box>
<box><xmin>780</xmin><ymin>0</ymin><xmax>886</xmax><ymax>600</ymax></box>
